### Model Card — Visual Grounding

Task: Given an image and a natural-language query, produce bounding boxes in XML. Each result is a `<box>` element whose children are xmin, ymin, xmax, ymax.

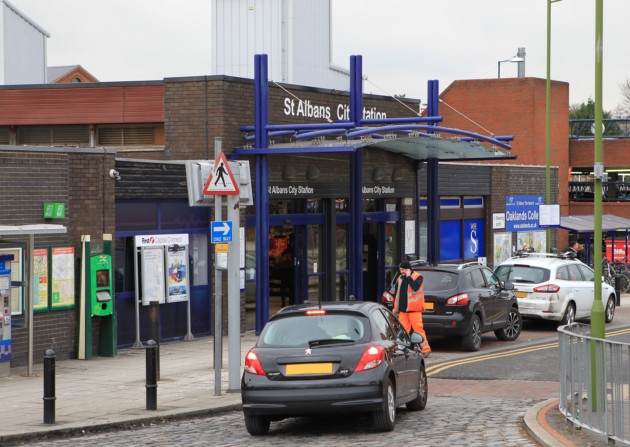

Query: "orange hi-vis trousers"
<box><xmin>398</xmin><ymin>311</ymin><xmax>431</xmax><ymax>354</ymax></box>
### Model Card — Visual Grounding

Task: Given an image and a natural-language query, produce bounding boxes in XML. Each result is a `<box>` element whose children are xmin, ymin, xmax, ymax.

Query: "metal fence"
<box><xmin>559</xmin><ymin>322</ymin><xmax>630</xmax><ymax>445</ymax></box>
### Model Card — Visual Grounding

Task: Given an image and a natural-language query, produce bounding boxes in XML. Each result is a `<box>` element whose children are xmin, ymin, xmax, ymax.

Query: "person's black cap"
<box><xmin>399</xmin><ymin>261</ymin><xmax>412</xmax><ymax>269</ymax></box>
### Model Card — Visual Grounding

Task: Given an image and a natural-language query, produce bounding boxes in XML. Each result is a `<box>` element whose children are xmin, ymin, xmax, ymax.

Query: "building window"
<box><xmin>0</xmin><ymin>126</ymin><xmax>9</xmax><ymax>144</ymax></box>
<box><xmin>17</xmin><ymin>125</ymin><xmax>89</xmax><ymax>146</ymax></box>
<box><xmin>97</xmin><ymin>124</ymin><xmax>163</xmax><ymax>147</ymax></box>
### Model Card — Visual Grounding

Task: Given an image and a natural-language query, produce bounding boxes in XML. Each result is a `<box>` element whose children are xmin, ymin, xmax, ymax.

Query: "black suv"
<box><xmin>381</xmin><ymin>261</ymin><xmax>521</xmax><ymax>351</ymax></box>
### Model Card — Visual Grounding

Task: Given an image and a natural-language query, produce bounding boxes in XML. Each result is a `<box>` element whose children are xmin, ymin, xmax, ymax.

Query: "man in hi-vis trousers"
<box><xmin>393</xmin><ymin>261</ymin><xmax>431</xmax><ymax>356</ymax></box>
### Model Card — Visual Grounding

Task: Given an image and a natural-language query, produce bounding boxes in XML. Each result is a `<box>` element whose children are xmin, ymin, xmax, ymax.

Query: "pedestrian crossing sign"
<box><xmin>203</xmin><ymin>152</ymin><xmax>240</xmax><ymax>196</ymax></box>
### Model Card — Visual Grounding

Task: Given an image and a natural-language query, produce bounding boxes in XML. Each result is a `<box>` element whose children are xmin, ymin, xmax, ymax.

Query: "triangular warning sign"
<box><xmin>203</xmin><ymin>152</ymin><xmax>240</xmax><ymax>196</ymax></box>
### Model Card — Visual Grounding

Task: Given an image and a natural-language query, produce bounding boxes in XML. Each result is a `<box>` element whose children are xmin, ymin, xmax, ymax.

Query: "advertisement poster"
<box><xmin>141</xmin><ymin>247</ymin><xmax>165</xmax><ymax>305</ymax></box>
<box><xmin>51</xmin><ymin>246</ymin><xmax>75</xmax><ymax>309</ymax></box>
<box><xmin>493</xmin><ymin>232</ymin><xmax>513</xmax><ymax>266</ymax></box>
<box><xmin>0</xmin><ymin>248</ymin><xmax>22</xmax><ymax>315</ymax></box>
<box><xmin>517</xmin><ymin>231</ymin><xmax>547</xmax><ymax>253</ymax></box>
<box><xmin>464</xmin><ymin>219</ymin><xmax>484</xmax><ymax>258</ymax></box>
<box><xmin>33</xmin><ymin>247</ymin><xmax>49</xmax><ymax>312</ymax></box>
<box><xmin>166</xmin><ymin>245</ymin><xmax>188</xmax><ymax>303</ymax></box>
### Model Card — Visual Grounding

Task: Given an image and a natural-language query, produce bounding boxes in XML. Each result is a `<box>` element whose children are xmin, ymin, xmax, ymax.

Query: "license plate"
<box><xmin>286</xmin><ymin>363</ymin><xmax>333</xmax><ymax>375</ymax></box>
<box><xmin>515</xmin><ymin>291</ymin><xmax>528</xmax><ymax>298</ymax></box>
<box><xmin>425</xmin><ymin>302</ymin><xmax>434</xmax><ymax>310</ymax></box>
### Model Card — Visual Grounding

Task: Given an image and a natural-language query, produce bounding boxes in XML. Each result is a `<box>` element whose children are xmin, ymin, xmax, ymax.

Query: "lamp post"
<box><xmin>546</xmin><ymin>0</ymin><xmax>562</xmax><ymax>253</ymax></box>
<box><xmin>497</xmin><ymin>56</ymin><xmax>525</xmax><ymax>78</ymax></box>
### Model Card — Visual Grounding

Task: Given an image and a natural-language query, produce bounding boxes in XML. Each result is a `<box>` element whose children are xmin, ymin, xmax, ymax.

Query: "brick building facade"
<box><xmin>0</xmin><ymin>72</ymin><xmax>622</xmax><ymax>365</ymax></box>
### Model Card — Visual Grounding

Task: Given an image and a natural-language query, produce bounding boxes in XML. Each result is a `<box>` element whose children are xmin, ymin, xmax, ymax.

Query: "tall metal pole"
<box><xmin>546</xmin><ymin>0</ymin><xmax>562</xmax><ymax>252</ymax></box>
<box><xmin>591</xmin><ymin>0</ymin><xmax>604</xmax><ymax>339</ymax></box>
<box><xmin>590</xmin><ymin>0</ymin><xmax>605</xmax><ymax>413</ymax></box>
<box><xmin>213</xmin><ymin>138</ymin><xmax>223</xmax><ymax>396</ymax></box>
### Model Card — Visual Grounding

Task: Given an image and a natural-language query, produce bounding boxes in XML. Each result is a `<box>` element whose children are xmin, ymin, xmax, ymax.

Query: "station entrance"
<box><xmin>244</xmin><ymin>197</ymin><xmax>402</xmax><ymax>330</ymax></box>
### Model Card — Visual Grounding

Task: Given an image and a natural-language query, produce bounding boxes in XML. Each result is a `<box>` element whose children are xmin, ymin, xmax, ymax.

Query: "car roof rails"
<box><xmin>511</xmin><ymin>251</ymin><xmax>577</xmax><ymax>260</ymax></box>
<box><xmin>430</xmin><ymin>261</ymin><xmax>484</xmax><ymax>270</ymax></box>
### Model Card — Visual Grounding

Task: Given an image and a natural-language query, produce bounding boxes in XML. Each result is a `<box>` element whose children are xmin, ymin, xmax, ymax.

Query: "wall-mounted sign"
<box><xmin>505</xmin><ymin>196</ymin><xmax>544</xmax><ymax>232</ymax></box>
<box><xmin>492</xmin><ymin>213</ymin><xmax>506</xmax><ymax>229</ymax></box>
<box><xmin>43</xmin><ymin>203</ymin><xmax>65</xmax><ymax>219</ymax></box>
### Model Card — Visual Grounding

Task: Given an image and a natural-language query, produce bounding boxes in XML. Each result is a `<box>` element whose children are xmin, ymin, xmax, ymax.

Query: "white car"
<box><xmin>494</xmin><ymin>252</ymin><xmax>616</xmax><ymax>325</ymax></box>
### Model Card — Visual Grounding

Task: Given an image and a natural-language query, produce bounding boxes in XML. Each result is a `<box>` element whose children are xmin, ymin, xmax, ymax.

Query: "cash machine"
<box><xmin>90</xmin><ymin>254</ymin><xmax>113</xmax><ymax>317</ymax></box>
<box><xmin>0</xmin><ymin>254</ymin><xmax>13</xmax><ymax>377</ymax></box>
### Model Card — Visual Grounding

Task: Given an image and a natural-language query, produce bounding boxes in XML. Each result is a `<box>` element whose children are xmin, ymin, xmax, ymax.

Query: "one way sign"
<box><xmin>211</xmin><ymin>221</ymin><xmax>233</xmax><ymax>243</ymax></box>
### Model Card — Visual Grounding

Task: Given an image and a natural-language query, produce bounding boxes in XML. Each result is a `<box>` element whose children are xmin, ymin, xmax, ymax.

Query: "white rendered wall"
<box><xmin>211</xmin><ymin>0</ymin><xmax>348</xmax><ymax>90</ymax></box>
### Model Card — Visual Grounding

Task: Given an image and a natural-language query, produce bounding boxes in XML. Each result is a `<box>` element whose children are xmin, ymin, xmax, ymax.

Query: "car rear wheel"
<box><xmin>495</xmin><ymin>307</ymin><xmax>522</xmax><ymax>341</ymax></box>
<box><xmin>605</xmin><ymin>296</ymin><xmax>616</xmax><ymax>323</ymax></box>
<box><xmin>461</xmin><ymin>314</ymin><xmax>482</xmax><ymax>352</ymax></box>
<box><xmin>372</xmin><ymin>376</ymin><xmax>396</xmax><ymax>431</ymax></box>
<box><xmin>406</xmin><ymin>363</ymin><xmax>428</xmax><ymax>411</ymax></box>
<box><xmin>244</xmin><ymin>414</ymin><xmax>271</xmax><ymax>436</ymax></box>
<box><xmin>560</xmin><ymin>302</ymin><xmax>576</xmax><ymax>326</ymax></box>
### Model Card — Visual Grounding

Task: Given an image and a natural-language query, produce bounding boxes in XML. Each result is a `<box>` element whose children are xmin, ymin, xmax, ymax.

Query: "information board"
<box><xmin>51</xmin><ymin>246</ymin><xmax>75</xmax><ymax>309</ymax></box>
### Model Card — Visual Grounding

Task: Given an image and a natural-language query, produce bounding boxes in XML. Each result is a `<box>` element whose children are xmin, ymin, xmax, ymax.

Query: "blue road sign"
<box><xmin>211</xmin><ymin>221</ymin><xmax>233</xmax><ymax>243</ymax></box>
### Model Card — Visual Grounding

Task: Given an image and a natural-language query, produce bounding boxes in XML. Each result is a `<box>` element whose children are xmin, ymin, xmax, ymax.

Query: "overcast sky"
<box><xmin>14</xmin><ymin>0</ymin><xmax>630</xmax><ymax>113</ymax></box>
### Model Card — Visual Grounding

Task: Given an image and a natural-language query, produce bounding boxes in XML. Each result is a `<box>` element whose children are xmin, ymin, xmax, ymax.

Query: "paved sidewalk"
<box><xmin>0</xmin><ymin>324</ymin><xmax>619</xmax><ymax>446</ymax></box>
<box><xmin>0</xmin><ymin>333</ymin><xmax>256</xmax><ymax>444</ymax></box>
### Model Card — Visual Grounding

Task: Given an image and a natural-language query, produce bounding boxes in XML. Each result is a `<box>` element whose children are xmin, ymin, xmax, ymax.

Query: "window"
<box><xmin>97</xmin><ymin>124</ymin><xmax>163</xmax><ymax>146</ymax></box>
<box><xmin>17</xmin><ymin>125</ymin><xmax>89</xmax><ymax>146</ymax></box>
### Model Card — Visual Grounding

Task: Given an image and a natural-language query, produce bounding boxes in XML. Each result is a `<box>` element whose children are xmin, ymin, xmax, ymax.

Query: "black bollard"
<box><xmin>149</xmin><ymin>300</ymin><xmax>160</xmax><ymax>381</ymax></box>
<box><xmin>145</xmin><ymin>339</ymin><xmax>158</xmax><ymax>410</ymax></box>
<box><xmin>43</xmin><ymin>349</ymin><xmax>56</xmax><ymax>424</ymax></box>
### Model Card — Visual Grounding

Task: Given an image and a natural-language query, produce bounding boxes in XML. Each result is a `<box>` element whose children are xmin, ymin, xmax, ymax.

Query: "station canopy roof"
<box><xmin>237</xmin><ymin>136</ymin><xmax>517</xmax><ymax>161</ymax></box>
<box><xmin>559</xmin><ymin>214</ymin><xmax>630</xmax><ymax>233</ymax></box>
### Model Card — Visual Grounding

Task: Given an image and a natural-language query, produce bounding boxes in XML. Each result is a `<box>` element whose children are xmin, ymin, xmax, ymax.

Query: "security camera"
<box><xmin>109</xmin><ymin>169</ymin><xmax>121</xmax><ymax>181</ymax></box>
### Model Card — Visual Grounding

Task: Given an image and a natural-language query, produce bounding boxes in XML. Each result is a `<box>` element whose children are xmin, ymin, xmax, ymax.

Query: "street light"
<box><xmin>546</xmin><ymin>0</ymin><xmax>562</xmax><ymax>253</ymax></box>
<box><xmin>497</xmin><ymin>56</ymin><xmax>524</xmax><ymax>78</ymax></box>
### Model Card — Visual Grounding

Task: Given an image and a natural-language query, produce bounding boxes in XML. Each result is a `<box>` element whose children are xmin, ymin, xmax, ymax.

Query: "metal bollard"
<box><xmin>149</xmin><ymin>300</ymin><xmax>160</xmax><ymax>381</ymax></box>
<box><xmin>43</xmin><ymin>349</ymin><xmax>56</xmax><ymax>424</ymax></box>
<box><xmin>145</xmin><ymin>339</ymin><xmax>158</xmax><ymax>410</ymax></box>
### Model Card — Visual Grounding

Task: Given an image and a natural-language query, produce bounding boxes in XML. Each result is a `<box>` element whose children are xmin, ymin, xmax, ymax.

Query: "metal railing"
<box><xmin>569</xmin><ymin>182</ymin><xmax>630</xmax><ymax>202</ymax></box>
<box><xmin>559</xmin><ymin>322</ymin><xmax>630</xmax><ymax>445</ymax></box>
<box><xmin>570</xmin><ymin>119</ymin><xmax>630</xmax><ymax>139</ymax></box>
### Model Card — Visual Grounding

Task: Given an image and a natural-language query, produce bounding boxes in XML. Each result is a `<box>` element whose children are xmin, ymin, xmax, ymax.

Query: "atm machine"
<box><xmin>0</xmin><ymin>254</ymin><xmax>14</xmax><ymax>377</ymax></box>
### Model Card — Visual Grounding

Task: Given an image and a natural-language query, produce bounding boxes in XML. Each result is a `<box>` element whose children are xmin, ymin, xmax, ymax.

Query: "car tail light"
<box><xmin>354</xmin><ymin>345</ymin><xmax>385</xmax><ymax>372</ymax></box>
<box><xmin>533</xmin><ymin>284</ymin><xmax>560</xmax><ymax>293</ymax></box>
<box><xmin>446</xmin><ymin>293</ymin><xmax>469</xmax><ymax>306</ymax></box>
<box><xmin>306</xmin><ymin>309</ymin><xmax>326</xmax><ymax>316</ymax></box>
<box><xmin>244</xmin><ymin>350</ymin><xmax>266</xmax><ymax>375</ymax></box>
<box><xmin>381</xmin><ymin>291</ymin><xmax>394</xmax><ymax>304</ymax></box>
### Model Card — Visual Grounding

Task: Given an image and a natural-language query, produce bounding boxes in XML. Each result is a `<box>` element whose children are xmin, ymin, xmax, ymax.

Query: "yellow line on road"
<box><xmin>426</xmin><ymin>326</ymin><xmax>630</xmax><ymax>377</ymax></box>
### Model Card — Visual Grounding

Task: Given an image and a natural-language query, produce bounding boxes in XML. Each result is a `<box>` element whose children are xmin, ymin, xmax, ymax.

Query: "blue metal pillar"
<box><xmin>254</xmin><ymin>54</ymin><xmax>270</xmax><ymax>332</ymax></box>
<box><xmin>426</xmin><ymin>80</ymin><xmax>440</xmax><ymax>264</ymax></box>
<box><xmin>349</xmin><ymin>55</ymin><xmax>363</xmax><ymax>300</ymax></box>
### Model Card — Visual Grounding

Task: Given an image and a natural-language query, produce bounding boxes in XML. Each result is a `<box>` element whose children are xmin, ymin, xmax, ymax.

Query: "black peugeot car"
<box><xmin>241</xmin><ymin>301</ymin><xmax>428</xmax><ymax>435</ymax></box>
<box><xmin>381</xmin><ymin>262</ymin><xmax>521</xmax><ymax>351</ymax></box>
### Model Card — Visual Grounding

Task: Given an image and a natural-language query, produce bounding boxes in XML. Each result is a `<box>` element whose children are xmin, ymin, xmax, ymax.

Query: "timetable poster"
<box><xmin>33</xmin><ymin>247</ymin><xmax>49</xmax><ymax>312</ymax></box>
<box><xmin>51</xmin><ymin>246</ymin><xmax>75</xmax><ymax>309</ymax></box>
<box><xmin>141</xmin><ymin>247</ymin><xmax>165</xmax><ymax>305</ymax></box>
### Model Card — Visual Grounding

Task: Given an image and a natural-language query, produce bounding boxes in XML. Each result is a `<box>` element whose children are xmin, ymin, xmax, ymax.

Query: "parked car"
<box><xmin>241</xmin><ymin>301</ymin><xmax>428</xmax><ymax>435</ymax></box>
<box><xmin>494</xmin><ymin>251</ymin><xmax>616</xmax><ymax>325</ymax></box>
<box><xmin>381</xmin><ymin>261</ymin><xmax>522</xmax><ymax>351</ymax></box>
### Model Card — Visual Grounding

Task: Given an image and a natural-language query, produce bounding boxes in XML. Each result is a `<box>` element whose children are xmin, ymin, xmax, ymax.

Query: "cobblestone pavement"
<box><xmin>14</xmin><ymin>398</ymin><xmax>540</xmax><ymax>447</ymax></box>
<box><xmin>11</xmin><ymin>376</ymin><xmax>555</xmax><ymax>447</ymax></box>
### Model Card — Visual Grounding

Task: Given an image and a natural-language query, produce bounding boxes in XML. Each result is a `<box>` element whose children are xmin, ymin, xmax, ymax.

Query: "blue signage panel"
<box><xmin>505</xmin><ymin>196</ymin><xmax>544</xmax><ymax>232</ymax></box>
<box><xmin>464</xmin><ymin>219</ymin><xmax>485</xmax><ymax>258</ymax></box>
<box><xmin>211</xmin><ymin>221</ymin><xmax>233</xmax><ymax>243</ymax></box>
